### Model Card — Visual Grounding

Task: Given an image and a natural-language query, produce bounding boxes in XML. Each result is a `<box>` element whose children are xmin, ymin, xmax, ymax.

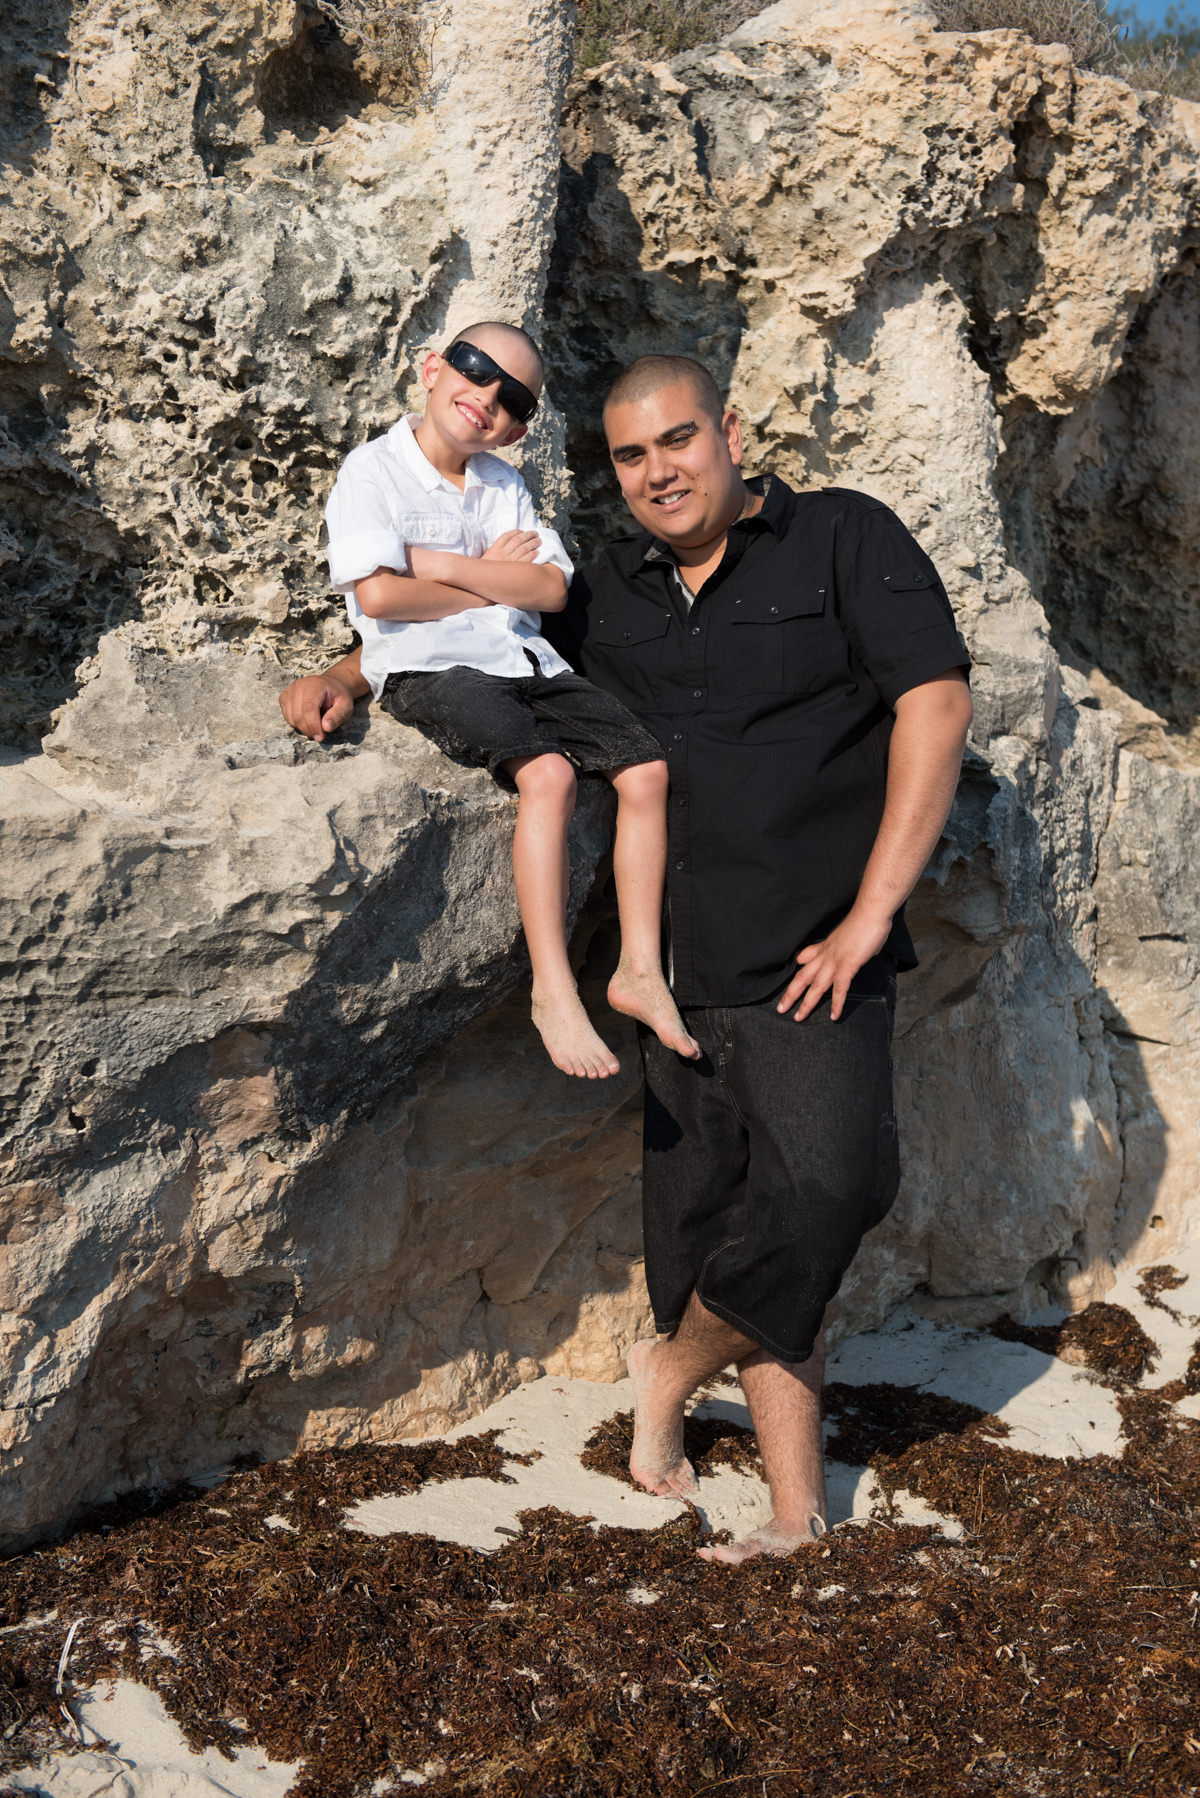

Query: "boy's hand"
<box><xmin>279</xmin><ymin>672</ymin><xmax>358</xmax><ymax>742</ymax></box>
<box><xmin>482</xmin><ymin>529</ymin><xmax>540</xmax><ymax>563</ymax></box>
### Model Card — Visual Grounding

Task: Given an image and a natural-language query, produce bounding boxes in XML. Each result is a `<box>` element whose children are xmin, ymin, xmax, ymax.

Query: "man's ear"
<box><xmin>420</xmin><ymin>351</ymin><xmax>441</xmax><ymax>392</ymax></box>
<box><xmin>722</xmin><ymin>409</ymin><xmax>745</xmax><ymax>468</ymax></box>
<box><xmin>501</xmin><ymin>422</ymin><xmax>528</xmax><ymax>447</ymax></box>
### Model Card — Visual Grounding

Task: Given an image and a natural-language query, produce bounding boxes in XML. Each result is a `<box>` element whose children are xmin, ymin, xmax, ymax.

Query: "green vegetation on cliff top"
<box><xmin>574</xmin><ymin>0</ymin><xmax>1200</xmax><ymax>98</ymax></box>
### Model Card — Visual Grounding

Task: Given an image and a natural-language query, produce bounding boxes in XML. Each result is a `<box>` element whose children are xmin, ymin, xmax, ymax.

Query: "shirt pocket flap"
<box><xmin>882</xmin><ymin>567</ymin><xmax>936</xmax><ymax>593</ymax></box>
<box><xmin>731</xmin><ymin>587</ymin><xmax>826</xmax><ymax>624</ymax></box>
<box><xmin>401</xmin><ymin>512</ymin><xmax>463</xmax><ymax>548</ymax></box>
<box><xmin>591</xmin><ymin>605</ymin><xmax>673</xmax><ymax>647</ymax></box>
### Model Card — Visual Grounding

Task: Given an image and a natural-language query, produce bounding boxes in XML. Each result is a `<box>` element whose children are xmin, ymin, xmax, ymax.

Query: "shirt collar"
<box><xmin>387</xmin><ymin>414</ymin><xmax>482</xmax><ymax>495</ymax></box>
<box><xmin>639</xmin><ymin>473</ymin><xmax>780</xmax><ymax>568</ymax></box>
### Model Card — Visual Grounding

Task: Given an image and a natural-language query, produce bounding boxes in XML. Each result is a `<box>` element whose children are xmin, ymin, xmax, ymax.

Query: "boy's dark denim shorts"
<box><xmin>380</xmin><ymin>660</ymin><xmax>664</xmax><ymax>788</ymax></box>
<box><xmin>640</xmin><ymin>960</ymin><xmax>900</xmax><ymax>1364</ymax></box>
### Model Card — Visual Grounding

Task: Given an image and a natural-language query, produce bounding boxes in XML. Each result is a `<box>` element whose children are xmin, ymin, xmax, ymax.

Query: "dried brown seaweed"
<box><xmin>991</xmin><ymin>1300</ymin><xmax>1158</xmax><ymax>1383</ymax></box>
<box><xmin>2</xmin><ymin>1389</ymin><xmax>1198</xmax><ymax>1798</ymax></box>
<box><xmin>579</xmin><ymin>1409</ymin><xmax>762</xmax><ymax>1486</ymax></box>
<box><xmin>1137</xmin><ymin>1263</ymin><xmax>1188</xmax><ymax>1315</ymax></box>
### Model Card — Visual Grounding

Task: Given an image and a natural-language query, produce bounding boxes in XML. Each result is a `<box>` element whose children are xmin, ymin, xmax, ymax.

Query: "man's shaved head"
<box><xmin>447</xmin><ymin>321</ymin><xmax>545</xmax><ymax>392</ymax></box>
<box><xmin>603</xmin><ymin>355</ymin><xmax>726</xmax><ymax>427</ymax></box>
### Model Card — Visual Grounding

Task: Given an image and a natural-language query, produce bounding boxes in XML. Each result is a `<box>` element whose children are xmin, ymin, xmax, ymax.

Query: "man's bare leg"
<box><xmin>605</xmin><ymin>760</ymin><xmax>699</xmax><ymax>1060</ymax></box>
<box><xmin>507</xmin><ymin>752</ymin><xmax>620</xmax><ymax>1079</ymax></box>
<box><xmin>626</xmin><ymin>1292</ymin><xmax>756</xmax><ymax>1500</ymax></box>
<box><xmin>697</xmin><ymin>1331</ymin><xmax>827</xmax><ymax>1564</ymax></box>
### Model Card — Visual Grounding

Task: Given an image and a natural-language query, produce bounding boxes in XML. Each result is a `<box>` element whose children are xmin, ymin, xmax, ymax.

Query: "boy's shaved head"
<box><xmin>602</xmin><ymin>355</ymin><xmax>726</xmax><ymax>426</ymax></box>
<box><xmin>447</xmin><ymin>321</ymin><xmax>544</xmax><ymax>392</ymax></box>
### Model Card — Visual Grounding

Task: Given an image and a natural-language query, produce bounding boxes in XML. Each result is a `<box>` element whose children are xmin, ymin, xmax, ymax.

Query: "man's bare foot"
<box><xmin>697</xmin><ymin>1512</ymin><xmax>827</xmax><ymax>1565</ymax></box>
<box><xmin>626</xmin><ymin>1338</ymin><xmax>700</xmax><ymax>1500</ymax></box>
<box><xmin>531</xmin><ymin>987</ymin><xmax>620</xmax><ymax>1079</ymax></box>
<box><xmin>607</xmin><ymin>963</ymin><xmax>700</xmax><ymax>1059</ymax></box>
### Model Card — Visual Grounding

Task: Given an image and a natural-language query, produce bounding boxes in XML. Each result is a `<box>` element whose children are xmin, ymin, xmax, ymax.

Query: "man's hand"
<box><xmin>279</xmin><ymin>671</ymin><xmax>358</xmax><ymax>741</ymax></box>
<box><xmin>481</xmin><ymin>529</ymin><xmax>540</xmax><ymax>563</ymax></box>
<box><xmin>777</xmin><ymin>905</ymin><xmax>892</xmax><ymax>1023</ymax></box>
<box><xmin>778</xmin><ymin>669</ymin><xmax>972</xmax><ymax>1023</ymax></box>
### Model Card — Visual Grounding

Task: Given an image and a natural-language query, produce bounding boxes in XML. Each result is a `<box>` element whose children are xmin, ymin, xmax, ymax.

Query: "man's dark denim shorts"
<box><xmin>639</xmin><ymin>959</ymin><xmax>900</xmax><ymax>1363</ymax></box>
<box><xmin>380</xmin><ymin>660</ymin><xmax>663</xmax><ymax>788</ymax></box>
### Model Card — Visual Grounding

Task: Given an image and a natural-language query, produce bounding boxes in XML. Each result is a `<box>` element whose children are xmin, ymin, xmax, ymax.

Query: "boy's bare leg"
<box><xmin>507</xmin><ymin>752</ymin><xmax>620</xmax><ymax>1079</ymax></box>
<box><xmin>605</xmin><ymin>759</ymin><xmax>699</xmax><ymax>1059</ymax></box>
<box><xmin>697</xmin><ymin>1333</ymin><xmax>827</xmax><ymax>1564</ymax></box>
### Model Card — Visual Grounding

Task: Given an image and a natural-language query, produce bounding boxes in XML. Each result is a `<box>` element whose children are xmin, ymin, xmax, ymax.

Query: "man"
<box><xmin>280</xmin><ymin>354</ymin><xmax>972</xmax><ymax>1564</ymax></box>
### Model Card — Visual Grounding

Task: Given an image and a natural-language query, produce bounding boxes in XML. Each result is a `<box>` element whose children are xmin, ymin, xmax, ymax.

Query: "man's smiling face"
<box><xmin>604</xmin><ymin>379</ymin><xmax>748</xmax><ymax>551</ymax></box>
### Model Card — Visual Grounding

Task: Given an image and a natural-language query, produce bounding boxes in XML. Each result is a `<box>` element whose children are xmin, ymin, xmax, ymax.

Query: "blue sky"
<box><xmin>1118</xmin><ymin>0</ymin><xmax>1200</xmax><ymax>27</ymax></box>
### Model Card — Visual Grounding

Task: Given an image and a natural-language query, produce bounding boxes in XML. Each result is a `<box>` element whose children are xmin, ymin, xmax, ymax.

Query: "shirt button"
<box><xmin>623</xmin><ymin>630</ymin><xmax>631</xmax><ymax>638</ymax></box>
<box><xmin>673</xmin><ymin>732</ymin><xmax>682</xmax><ymax>741</ymax></box>
<box><xmin>691</xmin><ymin>626</ymin><xmax>700</xmax><ymax>635</ymax></box>
<box><xmin>677</xmin><ymin>796</ymin><xmax>687</xmax><ymax>807</ymax></box>
<box><xmin>675</xmin><ymin>860</ymin><xmax>685</xmax><ymax>870</ymax></box>
<box><xmin>769</xmin><ymin>605</ymin><xmax>779</xmax><ymax>614</ymax></box>
<box><xmin>692</xmin><ymin>689</ymin><xmax>702</xmax><ymax>698</ymax></box>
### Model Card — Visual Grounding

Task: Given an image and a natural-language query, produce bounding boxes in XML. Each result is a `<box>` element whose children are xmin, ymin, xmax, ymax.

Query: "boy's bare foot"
<box><xmin>607</xmin><ymin>964</ymin><xmax>700</xmax><ymax>1060</ymax></box>
<box><xmin>626</xmin><ymin>1338</ymin><xmax>700</xmax><ymax>1500</ymax></box>
<box><xmin>531</xmin><ymin>987</ymin><xmax>621</xmax><ymax>1079</ymax></box>
<box><xmin>698</xmin><ymin>1512</ymin><xmax>827</xmax><ymax>1565</ymax></box>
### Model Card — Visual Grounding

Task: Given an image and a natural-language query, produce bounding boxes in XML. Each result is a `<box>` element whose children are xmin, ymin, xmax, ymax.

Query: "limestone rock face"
<box><xmin>1</xmin><ymin>643</ymin><xmax>635</xmax><ymax>1544</ymax></box>
<box><xmin>4</xmin><ymin>0</ymin><xmax>1200</xmax><ymax>1544</ymax></box>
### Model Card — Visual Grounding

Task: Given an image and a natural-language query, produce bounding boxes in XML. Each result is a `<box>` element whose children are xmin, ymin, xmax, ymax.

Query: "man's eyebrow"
<box><xmin>608</xmin><ymin>418</ymin><xmax>701</xmax><ymax>459</ymax></box>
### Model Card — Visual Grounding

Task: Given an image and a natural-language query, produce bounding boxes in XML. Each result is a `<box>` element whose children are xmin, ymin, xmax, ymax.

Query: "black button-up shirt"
<box><xmin>547</xmin><ymin>475</ymin><xmax>970</xmax><ymax>1007</ymax></box>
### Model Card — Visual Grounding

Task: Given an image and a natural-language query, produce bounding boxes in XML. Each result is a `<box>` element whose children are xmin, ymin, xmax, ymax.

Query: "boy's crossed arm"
<box><xmin>355</xmin><ymin>529</ymin><xmax>567</xmax><ymax>621</ymax></box>
<box><xmin>281</xmin><ymin>530</ymin><xmax>566</xmax><ymax>740</ymax></box>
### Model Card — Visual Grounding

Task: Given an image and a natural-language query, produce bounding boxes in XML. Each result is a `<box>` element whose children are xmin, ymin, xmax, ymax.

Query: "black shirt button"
<box><xmin>675</xmin><ymin>860</ymin><xmax>685</xmax><ymax>870</ymax></box>
<box><xmin>623</xmin><ymin>630</ymin><xmax>631</xmax><ymax>638</ymax></box>
<box><xmin>677</xmin><ymin>796</ymin><xmax>687</xmax><ymax>806</ymax></box>
<box><xmin>769</xmin><ymin>605</ymin><xmax>779</xmax><ymax>614</ymax></box>
<box><xmin>691</xmin><ymin>626</ymin><xmax>700</xmax><ymax>635</ymax></box>
<box><xmin>693</xmin><ymin>689</ymin><xmax>703</xmax><ymax>698</ymax></box>
<box><xmin>673</xmin><ymin>732</ymin><xmax>682</xmax><ymax>741</ymax></box>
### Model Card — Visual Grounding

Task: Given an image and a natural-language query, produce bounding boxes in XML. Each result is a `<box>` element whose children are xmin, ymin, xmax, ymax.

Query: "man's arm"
<box><xmin>778</xmin><ymin>669</ymin><xmax>973</xmax><ymax>1021</ymax></box>
<box><xmin>279</xmin><ymin>645</ymin><xmax>370</xmax><ymax>742</ymax></box>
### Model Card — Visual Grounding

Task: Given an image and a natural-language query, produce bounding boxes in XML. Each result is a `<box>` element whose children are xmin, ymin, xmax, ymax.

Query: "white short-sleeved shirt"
<box><xmin>324</xmin><ymin>416</ymin><xmax>574</xmax><ymax>699</ymax></box>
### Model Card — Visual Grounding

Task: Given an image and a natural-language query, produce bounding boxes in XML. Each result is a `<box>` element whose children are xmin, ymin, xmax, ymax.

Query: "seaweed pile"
<box><xmin>1</xmin><ymin>1310</ymin><xmax>1198</xmax><ymax>1798</ymax></box>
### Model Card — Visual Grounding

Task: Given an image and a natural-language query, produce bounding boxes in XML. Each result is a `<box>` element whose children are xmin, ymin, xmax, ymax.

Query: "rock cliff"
<box><xmin>2</xmin><ymin>0</ymin><xmax>1198</xmax><ymax>1544</ymax></box>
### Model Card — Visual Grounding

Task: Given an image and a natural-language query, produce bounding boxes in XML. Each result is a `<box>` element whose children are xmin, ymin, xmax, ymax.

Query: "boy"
<box><xmin>323</xmin><ymin>320</ymin><xmax>698</xmax><ymax>1079</ymax></box>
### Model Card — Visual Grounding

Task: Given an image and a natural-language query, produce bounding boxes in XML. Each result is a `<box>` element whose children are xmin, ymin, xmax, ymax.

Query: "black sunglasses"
<box><xmin>443</xmin><ymin>340</ymin><xmax>539</xmax><ymax>425</ymax></box>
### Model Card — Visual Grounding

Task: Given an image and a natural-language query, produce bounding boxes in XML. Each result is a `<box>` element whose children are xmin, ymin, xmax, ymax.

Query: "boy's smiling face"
<box><xmin>417</xmin><ymin>325</ymin><xmax>543</xmax><ymax>472</ymax></box>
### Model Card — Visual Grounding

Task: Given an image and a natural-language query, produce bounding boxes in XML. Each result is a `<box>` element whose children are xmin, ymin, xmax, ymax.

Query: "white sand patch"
<box><xmin>6</xmin><ymin>1678</ymin><xmax>299</xmax><ymax>1798</ymax></box>
<box><xmin>826</xmin><ymin>1315</ymin><xmax>1124</xmax><ymax>1457</ymax></box>
<box><xmin>348</xmin><ymin>1374</ymin><xmax>687</xmax><ymax>1549</ymax></box>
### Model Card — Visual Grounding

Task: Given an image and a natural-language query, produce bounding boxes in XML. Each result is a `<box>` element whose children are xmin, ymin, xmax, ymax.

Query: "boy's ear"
<box><xmin>501</xmin><ymin>422</ymin><xmax>528</xmax><ymax>447</ymax></box>
<box><xmin>420</xmin><ymin>351</ymin><xmax>441</xmax><ymax>391</ymax></box>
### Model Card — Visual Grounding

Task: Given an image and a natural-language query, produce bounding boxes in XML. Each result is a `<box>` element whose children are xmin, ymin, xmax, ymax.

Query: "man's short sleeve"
<box><xmin>324</xmin><ymin>462</ymin><xmax>409</xmax><ymax>594</ymax></box>
<box><xmin>836</xmin><ymin>503</ymin><xmax>970</xmax><ymax>706</ymax></box>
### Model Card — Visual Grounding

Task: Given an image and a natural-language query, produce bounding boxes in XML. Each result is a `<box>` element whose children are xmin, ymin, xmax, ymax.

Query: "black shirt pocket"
<box><xmin>727</xmin><ymin>585</ymin><xmax>831</xmax><ymax>696</ymax></box>
<box><xmin>588</xmin><ymin>601</ymin><xmax>674</xmax><ymax>709</ymax></box>
<box><xmin>881</xmin><ymin>566</ymin><xmax>956</xmax><ymax>632</ymax></box>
